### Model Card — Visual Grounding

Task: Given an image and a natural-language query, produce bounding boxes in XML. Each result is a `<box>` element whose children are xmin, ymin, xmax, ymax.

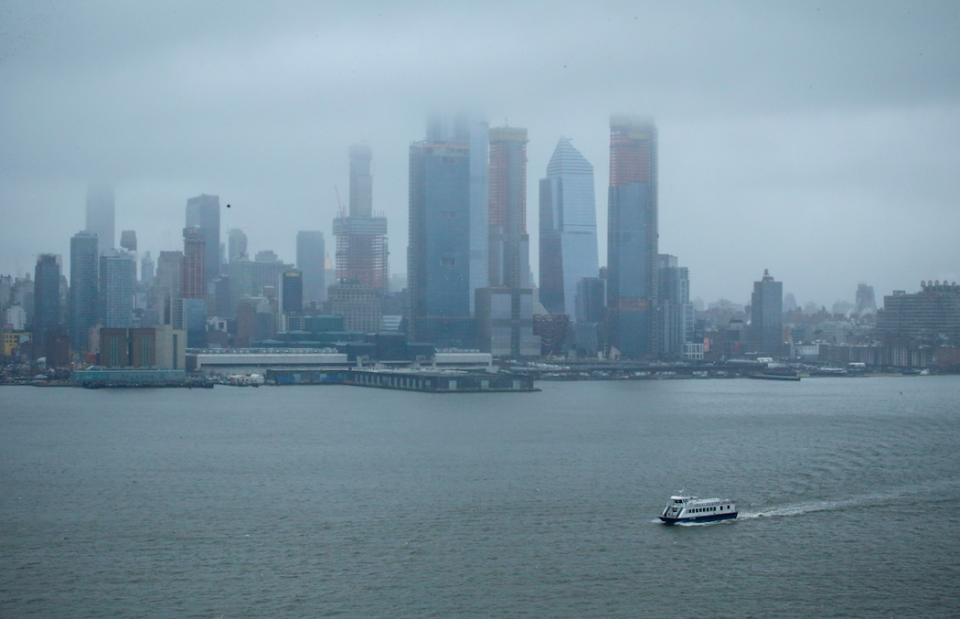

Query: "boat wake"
<box><xmin>740</xmin><ymin>479</ymin><xmax>960</xmax><ymax>521</ymax></box>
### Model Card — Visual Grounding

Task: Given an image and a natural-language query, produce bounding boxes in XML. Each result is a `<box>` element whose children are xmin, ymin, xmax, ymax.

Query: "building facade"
<box><xmin>327</xmin><ymin>282</ymin><xmax>381</xmax><ymax>333</ymax></box>
<box><xmin>877</xmin><ymin>281</ymin><xmax>960</xmax><ymax>344</ymax></box>
<box><xmin>539</xmin><ymin>137</ymin><xmax>599</xmax><ymax>321</ymax></box>
<box><xmin>606</xmin><ymin>115</ymin><xmax>659</xmax><ymax>359</ymax></box>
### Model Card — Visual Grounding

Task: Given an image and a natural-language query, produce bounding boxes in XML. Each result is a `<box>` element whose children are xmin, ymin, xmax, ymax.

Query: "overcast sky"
<box><xmin>2</xmin><ymin>0</ymin><xmax>958</xmax><ymax>307</ymax></box>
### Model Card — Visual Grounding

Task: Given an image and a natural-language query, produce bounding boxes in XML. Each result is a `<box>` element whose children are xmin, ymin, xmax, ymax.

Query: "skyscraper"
<box><xmin>279</xmin><ymin>269</ymin><xmax>303</xmax><ymax>331</ymax></box>
<box><xmin>228</xmin><ymin>228</ymin><xmax>248</xmax><ymax>263</ymax></box>
<box><xmin>140</xmin><ymin>251</ymin><xmax>154</xmax><ymax>285</ymax></box>
<box><xmin>407</xmin><ymin>115</ymin><xmax>488</xmax><ymax>347</ymax></box>
<box><xmin>750</xmin><ymin>269</ymin><xmax>783</xmax><ymax>356</ymax></box>
<box><xmin>180</xmin><ymin>227</ymin><xmax>206</xmax><ymax>300</ymax></box>
<box><xmin>70</xmin><ymin>231</ymin><xmax>99</xmax><ymax>352</ymax></box>
<box><xmin>34</xmin><ymin>254</ymin><xmax>62</xmax><ymax>351</ymax></box>
<box><xmin>477</xmin><ymin>126</ymin><xmax>538</xmax><ymax>357</ymax></box>
<box><xmin>180</xmin><ymin>227</ymin><xmax>206</xmax><ymax>344</ymax></box>
<box><xmin>658</xmin><ymin>254</ymin><xmax>693</xmax><ymax>359</ymax></box>
<box><xmin>85</xmin><ymin>184</ymin><xmax>115</xmax><ymax>254</ymax></box>
<box><xmin>333</xmin><ymin>144</ymin><xmax>388</xmax><ymax>291</ymax></box>
<box><xmin>99</xmin><ymin>250</ymin><xmax>136</xmax><ymax>329</ymax></box>
<box><xmin>539</xmin><ymin>137</ymin><xmax>599</xmax><ymax>321</ymax></box>
<box><xmin>185</xmin><ymin>194</ymin><xmax>220</xmax><ymax>286</ymax></box>
<box><xmin>297</xmin><ymin>231</ymin><xmax>325</xmax><ymax>308</ymax></box>
<box><xmin>155</xmin><ymin>251</ymin><xmax>182</xmax><ymax>326</ymax></box>
<box><xmin>606</xmin><ymin>115</ymin><xmax>658</xmax><ymax>359</ymax></box>
<box><xmin>487</xmin><ymin>126</ymin><xmax>528</xmax><ymax>289</ymax></box>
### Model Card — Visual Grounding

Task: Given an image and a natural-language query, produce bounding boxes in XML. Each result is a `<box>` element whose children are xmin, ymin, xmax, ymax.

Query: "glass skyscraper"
<box><xmin>297</xmin><ymin>231</ymin><xmax>326</xmax><ymax>308</ymax></box>
<box><xmin>539</xmin><ymin>137</ymin><xmax>599</xmax><ymax>322</ymax></box>
<box><xmin>70</xmin><ymin>231</ymin><xmax>99</xmax><ymax>352</ymax></box>
<box><xmin>407</xmin><ymin>114</ymin><xmax>488</xmax><ymax>347</ymax></box>
<box><xmin>606</xmin><ymin>115</ymin><xmax>658</xmax><ymax>359</ymax></box>
<box><xmin>99</xmin><ymin>250</ymin><xmax>136</xmax><ymax>329</ymax></box>
<box><xmin>750</xmin><ymin>269</ymin><xmax>783</xmax><ymax>356</ymax></box>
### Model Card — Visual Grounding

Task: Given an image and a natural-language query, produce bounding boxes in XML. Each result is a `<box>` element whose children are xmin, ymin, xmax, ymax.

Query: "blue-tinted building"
<box><xmin>70</xmin><ymin>231</ymin><xmax>99</xmax><ymax>352</ymax></box>
<box><xmin>750</xmin><ymin>269</ymin><xmax>783</xmax><ymax>356</ymax></box>
<box><xmin>33</xmin><ymin>254</ymin><xmax>62</xmax><ymax>351</ymax></box>
<box><xmin>539</xmin><ymin>137</ymin><xmax>599</xmax><ymax>322</ymax></box>
<box><xmin>408</xmin><ymin>115</ymin><xmax>488</xmax><ymax>348</ymax></box>
<box><xmin>606</xmin><ymin>116</ymin><xmax>658</xmax><ymax>359</ymax></box>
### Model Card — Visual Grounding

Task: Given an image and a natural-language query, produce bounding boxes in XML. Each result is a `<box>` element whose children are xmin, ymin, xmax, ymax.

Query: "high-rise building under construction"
<box><xmin>606</xmin><ymin>115</ymin><xmax>659</xmax><ymax>359</ymax></box>
<box><xmin>333</xmin><ymin>144</ymin><xmax>388</xmax><ymax>291</ymax></box>
<box><xmin>477</xmin><ymin>126</ymin><xmax>538</xmax><ymax>358</ymax></box>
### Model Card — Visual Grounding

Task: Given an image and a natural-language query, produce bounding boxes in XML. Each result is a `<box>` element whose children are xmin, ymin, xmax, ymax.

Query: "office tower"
<box><xmin>34</xmin><ymin>254</ymin><xmax>62</xmax><ymax>352</ymax></box>
<box><xmin>99</xmin><ymin>250</ymin><xmax>136</xmax><ymax>328</ymax></box>
<box><xmin>333</xmin><ymin>144</ymin><xmax>388</xmax><ymax>291</ymax></box>
<box><xmin>606</xmin><ymin>115</ymin><xmax>658</xmax><ymax>359</ymax></box>
<box><xmin>478</xmin><ymin>126</ymin><xmax>538</xmax><ymax>357</ymax></box>
<box><xmin>85</xmin><ymin>184</ymin><xmax>115</xmax><ymax>254</ymax></box>
<box><xmin>120</xmin><ymin>230</ymin><xmax>137</xmax><ymax>252</ymax></box>
<box><xmin>155</xmin><ymin>251</ymin><xmax>182</xmax><ymax>326</ymax></box>
<box><xmin>279</xmin><ymin>269</ymin><xmax>303</xmax><ymax>331</ymax></box>
<box><xmin>856</xmin><ymin>283</ymin><xmax>877</xmax><ymax>315</ymax></box>
<box><xmin>180</xmin><ymin>227</ymin><xmax>206</xmax><ymax>300</ymax></box>
<box><xmin>297</xmin><ymin>231</ymin><xmax>325</xmax><ymax>308</ymax></box>
<box><xmin>408</xmin><ymin>114</ymin><xmax>488</xmax><ymax>347</ymax></box>
<box><xmin>539</xmin><ymin>137</ymin><xmax>599</xmax><ymax>321</ymax></box>
<box><xmin>180</xmin><ymin>227</ymin><xmax>206</xmax><ymax>344</ymax></box>
<box><xmin>185</xmin><ymin>194</ymin><xmax>220</xmax><ymax>285</ymax></box>
<box><xmin>140</xmin><ymin>252</ymin><xmax>154</xmax><ymax>284</ymax></box>
<box><xmin>228</xmin><ymin>228</ymin><xmax>248</xmax><ymax>262</ymax></box>
<box><xmin>70</xmin><ymin>232</ymin><xmax>99</xmax><ymax>352</ymax></box>
<box><xmin>658</xmin><ymin>255</ymin><xmax>693</xmax><ymax>359</ymax></box>
<box><xmin>750</xmin><ymin>269</ymin><xmax>783</xmax><ymax>356</ymax></box>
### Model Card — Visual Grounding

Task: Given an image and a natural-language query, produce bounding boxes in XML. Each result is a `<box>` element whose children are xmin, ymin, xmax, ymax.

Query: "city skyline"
<box><xmin>1</xmin><ymin>2</ymin><xmax>958</xmax><ymax>307</ymax></box>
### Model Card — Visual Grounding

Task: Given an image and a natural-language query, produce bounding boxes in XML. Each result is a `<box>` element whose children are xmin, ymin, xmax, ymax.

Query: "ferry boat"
<box><xmin>660</xmin><ymin>494</ymin><xmax>737</xmax><ymax>524</ymax></box>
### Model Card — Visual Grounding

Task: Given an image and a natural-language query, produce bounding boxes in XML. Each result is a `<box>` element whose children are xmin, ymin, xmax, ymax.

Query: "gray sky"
<box><xmin>2</xmin><ymin>0</ymin><xmax>958</xmax><ymax>307</ymax></box>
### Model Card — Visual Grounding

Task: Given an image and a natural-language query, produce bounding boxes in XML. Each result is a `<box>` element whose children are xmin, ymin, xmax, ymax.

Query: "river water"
<box><xmin>2</xmin><ymin>376</ymin><xmax>959</xmax><ymax>617</ymax></box>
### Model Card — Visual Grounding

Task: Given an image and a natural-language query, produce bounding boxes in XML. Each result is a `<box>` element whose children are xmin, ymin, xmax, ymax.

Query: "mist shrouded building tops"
<box><xmin>606</xmin><ymin>115</ymin><xmax>659</xmax><ymax>359</ymax></box>
<box><xmin>407</xmin><ymin>114</ymin><xmax>488</xmax><ymax>347</ymax></box>
<box><xmin>334</xmin><ymin>144</ymin><xmax>388</xmax><ymax>291</ymax></box>
<box><xmin>539</xmin><ymin>137</ymin><xmax>599</xmax><ymax>322</ymax></box>
<box><xmin>85</xmin><ymin>184</ymin><xmax>115</xmax><ymax>254</ymax></box>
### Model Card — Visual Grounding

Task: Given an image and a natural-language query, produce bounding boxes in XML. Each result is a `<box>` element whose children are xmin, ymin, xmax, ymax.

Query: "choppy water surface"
<box><xmin>2</xmin><ymin>377</ymin><xmax>959</xmax><ymax>617</ymax></box>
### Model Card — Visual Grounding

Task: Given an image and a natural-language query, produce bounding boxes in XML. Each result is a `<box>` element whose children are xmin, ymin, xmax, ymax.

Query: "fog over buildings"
<box><xmin>1</xmin><ymin>1</ymin><xmax>959</xmax><ymax>307</ymax></box>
